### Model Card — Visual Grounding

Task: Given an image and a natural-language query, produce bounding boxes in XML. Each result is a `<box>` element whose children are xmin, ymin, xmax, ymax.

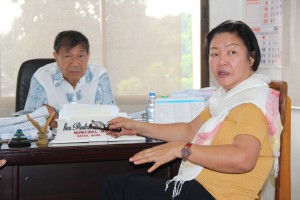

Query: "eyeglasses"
<box><xmin>89</xmin><ymin>120</ymin><xmax>122</xmax><ymax>132</ymax></box>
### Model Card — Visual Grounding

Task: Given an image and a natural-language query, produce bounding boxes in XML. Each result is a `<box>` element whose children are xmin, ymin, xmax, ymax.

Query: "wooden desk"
<box><xmin>0</xmin><ymin>141</ymin><xmax>178</xmax><ymax>200</ymax></box>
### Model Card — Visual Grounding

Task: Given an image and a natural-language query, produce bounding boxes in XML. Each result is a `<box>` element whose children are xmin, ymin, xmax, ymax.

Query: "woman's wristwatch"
<box><xmin>181</xmin><ymin>142</ymin><xmax>192</xmax><ymax>161</ymax></box>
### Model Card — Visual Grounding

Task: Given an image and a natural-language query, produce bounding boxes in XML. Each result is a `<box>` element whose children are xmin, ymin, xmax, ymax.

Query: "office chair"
<box><xmin>15</xmin><ymin>58</ymin><xmax>55</xmax><ymax>112</ymax></box>
<box><xmin>257</xmin><ymin>80</ymin><xmax>291</xmax><ymax>200</ymax></box>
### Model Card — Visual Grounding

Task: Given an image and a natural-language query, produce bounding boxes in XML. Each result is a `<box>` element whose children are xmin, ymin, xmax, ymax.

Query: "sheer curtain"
<box><xmin>0</xmin><ymin>0</ymin><xmax>103</xmax><ymax>117</ymax></box>
<box><xmin>102</xmin><ymin>0</ymin><xmax>201</xmax><ymax>113</ymax></box>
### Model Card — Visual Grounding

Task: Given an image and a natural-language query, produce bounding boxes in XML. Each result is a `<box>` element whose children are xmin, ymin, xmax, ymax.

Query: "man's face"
<box><xmin>53</xmin><ymin>44</ymin><xmax>90</xmax><ymax>87</ymax></box>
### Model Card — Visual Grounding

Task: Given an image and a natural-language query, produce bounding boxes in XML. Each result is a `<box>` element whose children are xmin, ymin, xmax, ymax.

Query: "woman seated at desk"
<box><xmin>101</xmin><ymin>20</ymin><xmax>283</xmax><ymax>200</ymax></box>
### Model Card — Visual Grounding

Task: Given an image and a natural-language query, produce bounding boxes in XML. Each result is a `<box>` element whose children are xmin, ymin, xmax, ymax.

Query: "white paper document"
<box><xmin>154</xmin><ymin>98</ymin><xmax>205</xmax><ymax>123</ymax></box>
<box><xmin>51</xmin><ymin>104</ymin><xmax>145</xmax><ymax>143</ymax></box>
<box><xmin>59</xmin><ymin>103</ymin><xmax>121</xmax><ymax>121</ymax></box>
<box><xmin>170</xmin><ymin>87</ymin><xmax>216</xmax><ymax>106</ymax></box>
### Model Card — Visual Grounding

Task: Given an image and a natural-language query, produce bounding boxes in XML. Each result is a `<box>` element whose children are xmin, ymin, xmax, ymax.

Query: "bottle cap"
<box><xmin>149</xmin><ymin>92</ymin><xmax>155</xmax><ymax>97</ymax></box>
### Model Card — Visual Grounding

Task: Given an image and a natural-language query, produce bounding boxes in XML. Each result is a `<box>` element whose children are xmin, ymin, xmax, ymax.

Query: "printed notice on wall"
<box><xmin>245</xmin><ymin>0</ymin><xmax>282</xmax><ymax>68</ymax></box>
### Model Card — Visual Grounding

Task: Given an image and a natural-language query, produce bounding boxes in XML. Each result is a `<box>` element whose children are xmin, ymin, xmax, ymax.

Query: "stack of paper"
<box><xmin>170</xmin><ymin>87</ymin><xmax>216</xmax><ymax>105</ymax></box>
<box><xmin>0</xmin><ymin>106</ymin><xmax>50</xmax><ymax>140</ymax></box>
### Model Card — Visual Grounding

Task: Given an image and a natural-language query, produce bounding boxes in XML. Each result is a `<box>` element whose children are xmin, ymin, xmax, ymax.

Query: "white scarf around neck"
<box><xmin>166</xmin><ymin>73</ymin><xmax>283</xmax><ymax>198</ymax></box>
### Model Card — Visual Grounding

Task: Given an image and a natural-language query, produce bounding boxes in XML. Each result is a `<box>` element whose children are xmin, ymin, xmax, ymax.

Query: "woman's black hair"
<box><xmin>205</xmin><ymin>20</ymin><xmax>261</xmax><ymax>71</ymax></box>
<box><xmin>54</xmin><ymin>30</ymin><xmax>90</xmax><ymax>53</ymax></box>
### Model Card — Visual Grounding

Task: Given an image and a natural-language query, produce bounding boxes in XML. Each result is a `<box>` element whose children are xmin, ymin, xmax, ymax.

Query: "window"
<box><xmin>0</xmin><ymin>0</ymin><xmax>201</xmax><ymax>117</ymax></box>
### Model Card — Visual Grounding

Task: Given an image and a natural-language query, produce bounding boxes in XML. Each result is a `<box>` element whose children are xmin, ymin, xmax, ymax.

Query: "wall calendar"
<box><xmin>245</xmin><ymin>0</ymin><xmax>282</xmax><ymax>68</ymax></box>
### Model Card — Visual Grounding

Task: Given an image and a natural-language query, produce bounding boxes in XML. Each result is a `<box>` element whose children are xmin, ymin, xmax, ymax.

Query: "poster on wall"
<box><xmin>245</xmin><ymin>0</ymin><xmax>282</xmax><ymax>68</ymax></box>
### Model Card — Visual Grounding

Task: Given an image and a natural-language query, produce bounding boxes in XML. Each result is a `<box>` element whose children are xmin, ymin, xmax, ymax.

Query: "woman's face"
<box><xmin>209</xmin><ymin>32</ymin><xmax>254</xmax><ymax>91</ymax></box>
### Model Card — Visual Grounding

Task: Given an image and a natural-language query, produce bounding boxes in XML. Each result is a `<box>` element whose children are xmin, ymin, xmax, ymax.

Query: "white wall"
<box><xmin>291</xmin><ymin>108</ymin><xmax>300</xmax><ymax>200</ymax></box>
<box><xmin>209</xmin><ymin>0</ymin><xmax>244</xmax><ymax>88</ymax></box>
<box><xmin>209</xmin><ymin>0</ymin><xmax>244</xmax><ymax>27</ymax></box>
<box><xmin>210</xmin><ymin>1</ymin><xmax>299</xmax><ymax>199</ymax></box>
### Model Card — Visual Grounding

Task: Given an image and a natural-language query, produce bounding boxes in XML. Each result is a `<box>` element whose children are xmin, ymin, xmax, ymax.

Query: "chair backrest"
<box><xmin>15</xmin><ymin>58</ymin><xmax>55</xmax><ymax>112</ymax></box>
<box><xmin>267</xmin><ymin>80</ymin><xmax>291</xmax><ymax>200</ymax></box>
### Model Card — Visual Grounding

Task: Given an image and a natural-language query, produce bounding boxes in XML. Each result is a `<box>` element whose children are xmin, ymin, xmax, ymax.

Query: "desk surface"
<box><xmin>0</xmin><ymin>140</ymin><xmax>163</xmax><ymax>166</ymax></box>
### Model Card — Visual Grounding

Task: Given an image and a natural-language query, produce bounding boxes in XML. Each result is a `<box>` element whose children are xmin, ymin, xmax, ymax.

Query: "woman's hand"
<box><xmin>129</xmin><ymin>142</ymin><xmax>184</xmax><ymax>173</ymax></box>
<box><xmin>107</xmin><ymin>117</ymin><xmax>141</xmax><ymax>138</ymax></box>
<box><xmin>0</xmin><ymin>159</ymin><xmax>6</xmax><ymax>167</ymax></box>
<box><xmin>44</xmin><ymin>104</ymin><xmax>59</xmax><ymax>129</ymax></box>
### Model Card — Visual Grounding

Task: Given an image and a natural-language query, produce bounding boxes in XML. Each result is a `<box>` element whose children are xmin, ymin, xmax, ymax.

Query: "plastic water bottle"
<box><xmin>146</xmin><ymin>92</ymin><xmax>156</xmax><ymax>123</ymax></box>
<box><xmin>145</xmin><ymin>92</ymin><xmax>156</xmax><ymax>142</ymax></box>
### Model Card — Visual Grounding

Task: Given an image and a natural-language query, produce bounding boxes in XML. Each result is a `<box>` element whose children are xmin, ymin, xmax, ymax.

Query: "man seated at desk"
<box><xmin>24</xmin><ymin>30</ymin><xmax>115</xmax><ymax>128</ymax></box>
